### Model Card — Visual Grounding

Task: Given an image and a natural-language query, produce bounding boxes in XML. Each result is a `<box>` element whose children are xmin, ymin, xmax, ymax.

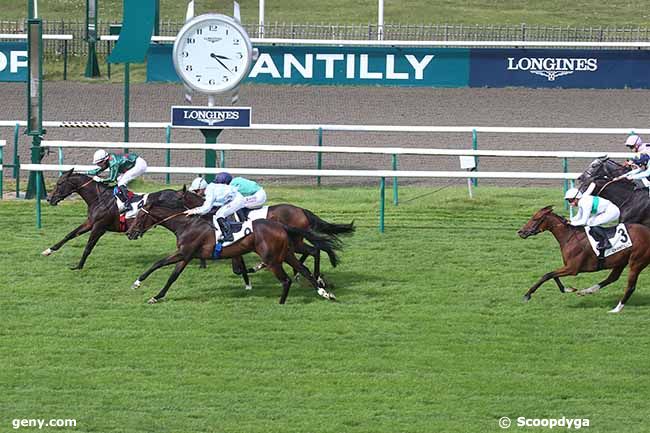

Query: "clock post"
<box><xmin>171</xmin><ymin>13</ymin><xmax>254</xmax><ymax>181</ymax></box>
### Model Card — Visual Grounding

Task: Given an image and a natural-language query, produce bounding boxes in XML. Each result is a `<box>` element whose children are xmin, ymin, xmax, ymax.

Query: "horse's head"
<box><xmin>48</xmin><ymin>168</ymin><xmax>79</xmax><ymax>205</ymax></box>
<box><xmin>518</xmin><ymin>206</ymin><xmax>561</xmax><ymax>238</ymax></box>
<box><xmin>126</xmin><ymin>190</ymin><xmax>187</xmax><ymax>240</ymax></box>
<box><xmin>577</xmin><ymin>157</ymin><xmax>628</xmax><ymax>192</ymax></box>
<box><xmin>127</xmin><ymin>200</ymin><xmax>155</xmax><ymax>240</ymax></box>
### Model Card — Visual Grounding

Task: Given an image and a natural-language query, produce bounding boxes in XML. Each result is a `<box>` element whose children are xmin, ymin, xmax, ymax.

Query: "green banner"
<box><xmin>148</xmin><ymin>44</ymin><xmax>470</xmax><ymax>87</ymax></box>
<box><xmin>108</xmin><ymin>0</ymin><xmax>155</xmax><ymax>64</ymax></box>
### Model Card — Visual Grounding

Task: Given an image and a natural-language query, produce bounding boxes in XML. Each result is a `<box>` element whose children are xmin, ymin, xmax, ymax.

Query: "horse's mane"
<box><xmin>150</xmin><ymin>189</ymin><xmax>186</xmax><ymax>210</ymax></box>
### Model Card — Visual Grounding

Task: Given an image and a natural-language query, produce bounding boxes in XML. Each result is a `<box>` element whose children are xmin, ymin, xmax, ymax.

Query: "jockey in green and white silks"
<box><xmin>86</xmin><ymin>149</ymin><xmax>147</xmax><ymax>208</ymax></box>
<box><xmin>565</xmin><ymin>186</ymin><xmax>620</xmax><ymax>227</ymax></box>
<box><xmin>183</xmin><ymin>180</ymin><xmax>246</xmax><ymax>242</ymax></box>
<box><xmin>214</xmin><ymin>172</ymin><xmax>267</xmax><ymax>209</ymax></box>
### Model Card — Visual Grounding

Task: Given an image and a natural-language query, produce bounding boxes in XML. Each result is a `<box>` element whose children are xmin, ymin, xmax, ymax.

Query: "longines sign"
<box><xmin>171</xmin><ymin>106</ymin><xmax>251</xmax><ymax>129</ymax></box>
<box><xmin>506</xmin><ymin>56</ymin><xmax>598</xmax><ymax>81</ymax></box>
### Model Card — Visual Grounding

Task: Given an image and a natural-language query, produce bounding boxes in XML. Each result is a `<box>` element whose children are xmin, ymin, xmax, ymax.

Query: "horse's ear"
<box><xmin>182</xmin><ymin>184</ymin><xmax>187</xmax><ymax>193</ymax></box>
<box><xmin>540</xmin><ymin>205</ymin><xmax>554</xmax><ymax>214</ymax></box>
<box><xmin>66</xmin><ymin>168</ymin><xmax>74</xmax><ymax>175</ymax></box>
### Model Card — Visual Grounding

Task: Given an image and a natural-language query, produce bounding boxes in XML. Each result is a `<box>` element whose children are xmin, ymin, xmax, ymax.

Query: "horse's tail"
<box><xmin>303</xmin><ymin>209</ymin><xmax>355</xmax><ymax>237</ymax></box>
<box><xmin>285</xmin><ymin>226</ymin><xmax>342</xmax><ymax>268</ymax></box>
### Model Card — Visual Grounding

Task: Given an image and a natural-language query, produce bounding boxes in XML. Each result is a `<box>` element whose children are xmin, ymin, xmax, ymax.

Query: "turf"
<box><xmin>1</xmin><ymin>184</ymin><xmax>649</xmax><ymax>432</ymax></box>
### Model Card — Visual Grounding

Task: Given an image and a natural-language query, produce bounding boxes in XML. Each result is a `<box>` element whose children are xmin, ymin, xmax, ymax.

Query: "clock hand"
<box><xmin>210</xmin><ymin>53</ymin><xmax>232</xmax><ymax>73</ymax></box>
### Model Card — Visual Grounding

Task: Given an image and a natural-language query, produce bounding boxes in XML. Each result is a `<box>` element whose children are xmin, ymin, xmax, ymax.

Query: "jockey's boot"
<box><xmin>217</xmin><ymin>217</ymin><xmax>234</xmax><ymax>242</ymax></box>
<box><xmin>114</xmin><ymin>185</ymin><xmax>130</xmax><ymax>212</ymax></box>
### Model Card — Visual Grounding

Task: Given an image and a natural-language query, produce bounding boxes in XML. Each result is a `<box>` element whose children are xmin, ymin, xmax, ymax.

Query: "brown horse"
<box><xmin>44</xmin><ymin>169</ymin><xmax>131</xmax><ymax>270</ymax></box>
<box><xmin>518</xmin><ymin>206</ymin><xmax>650</xmax><ymax>313</ymax></box>
<box><xmin>180</xmin><ymin>189</ymin><xmax>354</xmax><ymax>287</ymax></box>
<box><xmin>126</xmin><ymin>190</ymin><xmax>340</xmax><ymax>304</ymax></box>
<box><xmin>43</xmin><ymin>170</ymin><xmax>210</xmax><ymax>270</ymax></box>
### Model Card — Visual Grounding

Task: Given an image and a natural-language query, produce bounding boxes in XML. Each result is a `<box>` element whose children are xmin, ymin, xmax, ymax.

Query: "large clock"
<box><xmin>172</xmin><ymin>13</ymin><xmax>253</xmax><ymax>95</ymax></box>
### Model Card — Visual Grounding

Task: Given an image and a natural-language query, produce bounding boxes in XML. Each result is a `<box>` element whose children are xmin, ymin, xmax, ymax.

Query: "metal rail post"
<box><xmin>563</xmin><ymin>157</ymin><xmax>569</xmax><ymax>210</ymax></box>
<box><xmin>13</xmin><ymin>123</ymin><xmax>19</xmax><ymax>178</ymax></box>
<box><xmin>0</xmin><ymin>145</ymin><xmax>3</xmax><ymax>199</ymax></box>
<box><xmin>379</xmin><ymin>177</ymin><xmax>385</xmax><ymax>233</ymax></box>
<box><xmin>35</xmin><ymin>170</ymin><xmax>42</xmax><ymax>228</ymax></box>
<box><xmin>472</xmin><ymin>128</ymin><xmax>478</xmax><ymax>187</ymax></box>
<box><xmin>58</xmin><ymin>147</ymin><xmax>64</xmax><ymax>176</ymax></box>
<box><xmin>316</xmin><ymin>127</ymin><xmax>323</xmax><ymax>186</ymax></box>
<box><xmin>392</xmin><ymin>153</ymin><xmax>398</xmax><ymax>205</ymax></box>
<box><xmin>165</xmin><ymin>125</ymin><xmax>171</xmax><ymax>184</ymax></box>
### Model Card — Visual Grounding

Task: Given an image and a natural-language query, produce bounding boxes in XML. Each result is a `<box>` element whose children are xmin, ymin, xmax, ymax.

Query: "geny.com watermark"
<box><xmin>499</xmin><ymin>416</ymin><xmax>590</xmax><ymax>429</ymax></box>
<box><xmin>11</xmin><ymin>419</ymin><xmax>76</xmax><ymax>430</ymax></box>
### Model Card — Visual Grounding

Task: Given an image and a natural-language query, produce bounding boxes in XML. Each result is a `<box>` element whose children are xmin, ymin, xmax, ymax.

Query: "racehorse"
<box><xmin>44</xmin><ymin>169</ymin><xmax>136</xmax><ymax>270</ymax></box>
<box><xmin>577</xmin><ymin>157</ymin><xmax>650</xmax><ymax>227</ymax></box>
<box><xmin>180</xmin><ymin>189</ymin><xmax>355</xmax><ymax>286</ymax></box>
<box><xmin>518</xmin><ymin>206</ymin><xmax>650</xmax><ymax>313</ymax></box>
<box><xmin>126</xmin><ymin>190</ymin><xmax>340</xmax><ymax>304</ymax></box>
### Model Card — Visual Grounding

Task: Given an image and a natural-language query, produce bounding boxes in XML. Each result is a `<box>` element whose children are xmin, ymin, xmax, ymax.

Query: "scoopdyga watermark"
<box><xmin>499</xmin><ymin>416</ymin><xmax>590</xmax><ymax>429</ymax></box>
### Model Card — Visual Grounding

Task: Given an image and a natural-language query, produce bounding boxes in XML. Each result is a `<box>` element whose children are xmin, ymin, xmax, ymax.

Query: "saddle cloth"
<box><xmin>585</xmin><ymin>224</ymin><xmax>632</xmax><ymax>258</ymax></box>
<box><xmin>116</xmin><ymin>193</ymin><xmax>148</xmax><ymax>218</ymax></box>
<box><xmin>214</xmin><ymin>206</ymin><xmax>269</xmax><ymax>248</ymax></box>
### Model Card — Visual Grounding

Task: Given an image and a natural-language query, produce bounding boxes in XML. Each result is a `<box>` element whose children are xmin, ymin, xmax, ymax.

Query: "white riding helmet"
<box><xmin>564</xmin><ymin>188</ymin><xmax>582</xmax><ymax>200</ymax></box>
<box><xmin>189</xmin><ymin>177</ymin><xmax>208</xmax><ymax>192</ymax></box>
<box><xmin>625</xmin><ymin>134</ymin><xmax>642</xmax><ymax>148</ymax></box>
<box><xmin>92</xmin><ymin>149</ymin><xmax>109</xmax><ymax>164</ymax></box>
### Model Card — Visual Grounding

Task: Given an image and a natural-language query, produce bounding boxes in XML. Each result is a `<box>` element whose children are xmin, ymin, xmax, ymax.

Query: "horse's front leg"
<box><xmin>148</xmin><ymin>259</ymin><xmax>191</xmax><ymax>304</ymax></box>
<box><xmin>70</xmin><ymin>224</ymin><xmax>107</xmax><ymax>270</ymax></box>
<box><xmin>523</xmin><ymin>266</ymin><xmax>575</xmax><ymax>301</ymax></box>
<box><xmin>42</xmin><ymin>220</ymin><xmax>92</xmax><ymax>256</ymax></box>
<box><xmin>131</xmin><ymin>252</ymin><xmax>184</xmax><ymax>289</ymax></box>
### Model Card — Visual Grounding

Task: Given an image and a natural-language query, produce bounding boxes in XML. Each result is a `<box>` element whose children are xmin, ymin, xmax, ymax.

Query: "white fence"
<box><xmin>14</xmin><ymin>138</ymin><xmax>639</xmax><ymax>231</ymax></box>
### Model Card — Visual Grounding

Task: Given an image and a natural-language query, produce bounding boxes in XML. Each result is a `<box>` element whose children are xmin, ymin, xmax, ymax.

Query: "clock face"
<box><xmin>172</xmin><ymin>14</ymin><xmax>253</xmax><ymax>94</ymax></box>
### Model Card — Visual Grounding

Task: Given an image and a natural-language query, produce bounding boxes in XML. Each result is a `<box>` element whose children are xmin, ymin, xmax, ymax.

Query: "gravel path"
<box><xmin>2</xmin><ymin>82</ymin><xmax>650</xmax><ymax>186</ymax></box>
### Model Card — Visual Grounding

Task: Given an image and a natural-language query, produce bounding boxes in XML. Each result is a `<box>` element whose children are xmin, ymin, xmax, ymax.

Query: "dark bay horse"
<box><xmin>181</xmin><ymin>189</ymin><xmax>355</xmax><ymax>286</ymax></box>
<box><xmin>126</xmin><ymin>191</ymin><xmax>340</xmax><ymax>304</ymax></box>
<box><xmin>44</xmin><ymin>169</ymin><xmax>131</xmax><ymax>270</ymax></box>
<box><xmin>518</xmin><ymin>206</ymin><xmax>650</xmax><ymax>313</ymax></box>
<box><xmin>577</xmin><ymin>157</ymin><xmax>650</xmax><ymax>226</ymax></box>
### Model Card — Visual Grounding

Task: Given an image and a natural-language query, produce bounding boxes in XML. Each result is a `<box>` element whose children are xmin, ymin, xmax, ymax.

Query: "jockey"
<box><xmin>188</xmin><ymin>177</ymin><xmax>208</xmax><ymax>197</ymax></box>
<box><xmin>624</xmin><ymin>134</ymin><xmax>650</xmax><ymax>167</ymax></box>
<box><xmin>617</xmin><ymin>153</ymin><xmax>650</xmax><ymax>191</ymax></box>
<box><xmin>183</xmin><ymin>178</ymin><xmax>246</xmax><ymax>242</ymax></box>
<box><xmin>213</xmin><ymin>172</ymin><xmax>267</xmax><ymax>210</ymax></box>
<box><xmin>86</xmin><ymin>149</ymin><xmax>147</xmax><ymax>209</ymax></box>
<box><xmin>564</xmin><ymin>187</ymin><xmax>620</xmax><ymax>254</ymax></box>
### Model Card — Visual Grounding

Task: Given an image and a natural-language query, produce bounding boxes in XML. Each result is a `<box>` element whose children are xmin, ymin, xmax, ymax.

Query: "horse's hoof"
<box><xmin>522</xmin><ymin>294</ymin><xmax>531</xmax><ymax>302</ymax></box>
<box><xmin>244</xmin><ymin>284</ymin><xmax>252</xmax><ymax>291</ymax></box>
<box><xmin>131</xmin><ymin>280</ymin><xmax>142</xmax><ymax>290</ymax></box>
<box><xmin>69</xmin><ymin>265</ymin><xmax>82</xmax><ymax>271</ymax></box>
<box><xmin>317</xmin><ymin>287</ymin><xmax>332</xmax><ymax>300</ymax></box>
<box><xmin>147</xmin><ymin>297</ymin><xmax>158</xmax><ymax>304</ymax></box>
<box><xmin>564</xmin><ymin>287</ymin><xmax>577</xmax><ymax>293</ymax></box>
<box><xmin>328</xmin><ymin>292</ymin><xmax>337</xmax><ymax>301</ymax></box>
<box><xmin>41</xmin><ymin>248</ymin><xmax>53</xmax><ymax>256</ymax></box>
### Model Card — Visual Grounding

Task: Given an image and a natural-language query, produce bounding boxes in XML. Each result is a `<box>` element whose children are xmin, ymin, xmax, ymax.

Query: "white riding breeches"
<box><xmin>213</xmin><ymin>193</ymin><xmax>247</xmax><ymax>225</ymax></box>
<box><xmin>587</xmin><ymin>206</ymin><xmax>620</xmax><ymax>227</ymax></box>
<box><xmin>117</xmin><ymin>157</ymin><xmax>147</xmax><ymax>186</ymax></box>
<box><xmin>243</xmin><ymin>188</ymin><xmax>267</xmax><ymax>209</ymax></box>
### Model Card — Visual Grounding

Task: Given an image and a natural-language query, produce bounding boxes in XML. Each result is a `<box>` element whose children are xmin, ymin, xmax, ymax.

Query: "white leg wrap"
<box><xmin>609</xmin><ymin>302</ymin><xmax>625</xmax><ymax>313</ymax></box>
<box><xmin>131</xmin><ymin>279</ymin><xmax>142</xmax><ymax>290</ymax></box>
<box><xmin>41</xmin><ymin>248</ymin><xmax>53</xmax><ymax>256</ymax></box>
<box><xmin>578</xmin><ymin>284</ymin><xmax>601</xmax><ymax>296</ymax></box>
<box><xmin>245</xmin><ymin>284</ymin><xmax>252</xmax><ymax>291</ymax></box>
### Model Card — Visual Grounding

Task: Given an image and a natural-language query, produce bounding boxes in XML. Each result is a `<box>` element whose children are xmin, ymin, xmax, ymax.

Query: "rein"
<box><xmin>138</xmin><ymin>207</ymin><xmax>188</xmax><ymax>231</ymax></box>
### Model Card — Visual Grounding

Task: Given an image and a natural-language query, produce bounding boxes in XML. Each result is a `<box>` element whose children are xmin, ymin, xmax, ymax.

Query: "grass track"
<box><xmin>1</xmin><ymin>185</ymin><xmax>650</xmax><ymax>432</ymax></box>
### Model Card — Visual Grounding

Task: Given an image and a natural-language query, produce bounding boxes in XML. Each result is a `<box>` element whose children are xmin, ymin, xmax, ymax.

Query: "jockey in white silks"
<box><xmin>188</xmin><ymin>177</ymin><xmax>208</xmax><ymax>197</ymax></box>
<box><xmin>564</xmin><ymin>186</ymin><xmax>620</xmax><ymax>254</ymax></box>
<box><xmin>617</xmin><ymin>135</ymin><xmax>650</xmax><ymax>192</ymax></box>
<box><xmin>183</xmin><ymin>181</ymin><xmax>246</xmax><ymax>242</ymax></box>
